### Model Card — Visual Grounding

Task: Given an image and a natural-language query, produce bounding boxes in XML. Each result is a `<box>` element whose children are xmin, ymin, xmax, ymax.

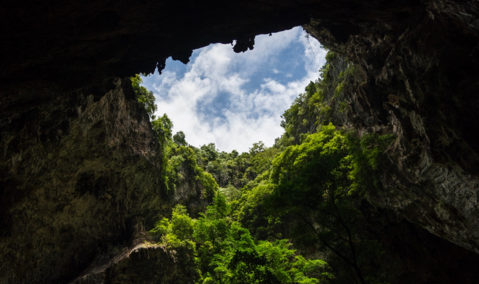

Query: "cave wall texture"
<box><xmin>1</xmin><ymin>0</ymin><xmax>479</xmax><ymax>283</ymax></box>
<box><xmin>304</xmin><ymin>0</ymin><xmax>479</xmax><ymax>254</ymax></box>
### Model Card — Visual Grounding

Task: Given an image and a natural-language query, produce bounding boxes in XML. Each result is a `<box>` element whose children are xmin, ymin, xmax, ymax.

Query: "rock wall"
<box><xmin>0</xmin><ymin>0</ymin><xmax>316</xmax><ymax>90</ymax></box>
<box><xmin>0</xmin><ymin>76</ymin><xmax>210</xmax><ymax>283</ymax></box>
<box><xmin>304</xmin><ymin>0</ymin><xmax>479</xmax><ymax>254</ymax></box>
<box><xmin>0</xmin><ymin>78</ymin><xmax>169</xmax><ymax>283</ymax></box>
<box><xmin>69</xmin><ymin>228</ymin><xmax>198</xmax><ymax>284</ymax></box>
<box><xmin>359</xmin><ymin>204</ymin><xmax>479</xmax><ymax>284</ymax></box>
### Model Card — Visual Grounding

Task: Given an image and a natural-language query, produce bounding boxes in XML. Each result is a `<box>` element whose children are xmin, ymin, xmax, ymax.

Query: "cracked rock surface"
<box><xmin>304</xmin><ymin>0</ymin><xmax>479</xmax><ymax>254</ymax></box>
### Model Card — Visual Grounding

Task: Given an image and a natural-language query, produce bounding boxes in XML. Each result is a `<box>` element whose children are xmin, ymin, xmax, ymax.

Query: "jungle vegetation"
<box><xmin>133</xmin><ymin>51</ymin><xmax>393</xmax><ymax>284</ymax></box>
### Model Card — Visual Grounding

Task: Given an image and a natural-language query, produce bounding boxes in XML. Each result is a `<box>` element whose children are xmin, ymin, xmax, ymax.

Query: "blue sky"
<box><xmin>141</xmin><ymin>27</ymin><xmax>326</xmax><ymax>153</ymax></box>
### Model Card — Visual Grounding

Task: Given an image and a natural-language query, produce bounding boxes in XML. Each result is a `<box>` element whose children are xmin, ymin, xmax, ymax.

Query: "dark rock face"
<box><xmin>307</xmin><ymin>200</ymin><xmax>479</xmax><ymax>284</ymax></box>
<box><xmin>69</xmin><ymin>230</ymin><xmax>198</xmax><ymax>284</ymax></box>
<box><xmin>305</xmin><ymin>0</ymin><xmax>479</xmax><ymax>254</ymax></box>
<box><xmin>359</xmin><ymin>203</ymin><xmax>479</xmax><ymax>284</ymax></box>
<box><xmin>2</xmin><ymin>0</ymin><xmax>479</xmax><ymax>283</ymax></box>
<box><xmin>0</xmin><ymin>77</ymin><xmax>209</xmax><ymax>283</ymax></box>
<box><xmin>274</xmin><ymin>53</ymin><xmax>479</xmax><ymax>284</ymax></box>
<box><xmin>0</xmin><ymin>78</ymin><xmax>167</xmax><ymax>283</ymax></box>
<box><xmin>0</xmin><ymin>0</ymin><xmax>315</xmax><ymax>90</ymax></box>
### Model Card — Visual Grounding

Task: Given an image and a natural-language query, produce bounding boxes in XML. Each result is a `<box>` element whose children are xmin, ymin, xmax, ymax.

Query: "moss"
<box><xmin>347</xmin><ymin>132</ymin><xmax>396</xmax><ymax>193</ymax></box>
<box><xmin>334</xmin><ymin>81</ymin><xmax>345</xmax><ymax>97</ymax></box>
<box><xmin>325</xmin><ymin>51</ymin><xmax>336</xmax><ymax>62</ymax></box>
<box><xmin>339</xmin><ymin>101</ymin><xmax>348</xmax><ymax>113</ymax></box>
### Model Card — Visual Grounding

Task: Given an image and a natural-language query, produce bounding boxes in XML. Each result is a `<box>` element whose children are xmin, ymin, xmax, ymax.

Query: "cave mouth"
<box><xmin>140</xmin><ymin>27</ymin><xmax>327</xmax><ymax>153</ymax></box>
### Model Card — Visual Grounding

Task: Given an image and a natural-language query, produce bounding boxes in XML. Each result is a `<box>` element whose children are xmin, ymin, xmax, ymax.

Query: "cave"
<box><xmin>1</xmin><ymin>0</ymin><xmax>479</xmax><ymax>283</ymax></box>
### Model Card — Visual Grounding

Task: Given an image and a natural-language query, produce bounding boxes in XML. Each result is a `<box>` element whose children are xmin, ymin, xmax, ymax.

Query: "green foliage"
<box><xmin>192</xmin><ymin>141</ymin><xmax>275</xmax><ymax>190</ymax></box>
<box><xmin>231</xmin><ymin>173</ymin><xmax>277</xmax><ymax>240</ymax></box>
<box><xmin>198</xmin><ymin>170</ymin><xmax>219</xmax><ymax>200</ymax></box>
<box><xmin>325</xmin><ymin>51</ymin><xmax>335</xmax><ymax>63</ymax></box>
<box><xmin>334</xmin><ymin>81</ymin><xmax>345</xmax><ymax>96</ymax></box>
<box><xmin>164</xmin><ymin>143</ymin><xmax>219</xmax><ymax>198</ymax></box>
<box><xmin>253</xmin><ymin>148</ymin><xmax>280</xmax><ymax>171</ymax></box>
<box><xmin>338</xmin><ymin>101</ymin><xmax>348</xmax><ymax>114</ymax></box>
<box><xmin>151</xmin><ymin>114</ymin><xmax>176</xmax><ymax>193</ymax></box>
<box><xmin>347</xmin><ymin>132</ymin><xmax>395</xmax><ymax>193</ymax></box>
<box><xmin>150</xmin><ymin>114</ymin><xmax>219</xmax><ymax>197</ymax></box>
<box><xmin>268</xmin><ymin>124</ymin><xmax>349</xmax><ymax>201</ymax></box>
<box><xmin>173</xmin><ymin>131</ymin><xmax>188</xmax><ymax>146</ymax></box>
<box><xmin>278</xmin><ymin>82</ymin><xmax>319</xmax><ymax>147</ymax></box>
<box><xmin>233</xmin><ymin>125</ymin><xmax>392</xmax><ymax>284</ymax></box>
<box><xmin>256</xmin><ymin>240</ymin><xmax>332</xmax><ymax>284</ymax></box>
<box><xmin>150</xmin><ymin>204</ymin><xmax>196</xmax><ymax>250</ymax></box>
<box><xmin>131</xmin><ymin>74</ymin><xmax>157</xmax><ymax>119</ymax></box>
<box><xmin>249</xmin><ymin>141</ymin><xmax>266</xmax><ymax>156</ymax></box>
<box><xmin>150</xmin><ymin>195</ymin><xmax>332</xmax><ymax>284</ymax></box>
<box><xmin>220</xmin><ymin>183</ymin><xmax>242</xmax><ymax>203</ymax></box>
<box><xmin>152</xmin><ymin>114</ymin><xmax>173</xmax><ymax>145</ymax></box>
<box><xmin>142</xmin><ymin>48</ymin><xmax>394</xmax><ymax>283</ymax></box>
<box><xmin>275</xmin><ymin>51</ymin><xmax>364</xmax><ymax>149</ymax></box>
<box><xmin>201</xmin><ymin>143</ymin><xmax>219</xmax><ymax>162</ymax></box>
<box><xmin>149</xmin><ymin>121</ymin><xmax>392</xmax><ymax>281</ymax></box>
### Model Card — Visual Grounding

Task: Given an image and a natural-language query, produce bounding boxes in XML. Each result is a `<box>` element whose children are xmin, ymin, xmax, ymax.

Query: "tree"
<box><xmin>152</xmin><ymin>114</ymin><xmax>173</xmax><ymax>145</ymax></box>
<box><xmin>173</xmin><ymin>131</ymin><xmax>187</xmax><ymax>146</ymax></box>
<box><xmin>131</xmin><ymin>74</ymin><xmax>157</xmax><ymax>119</ymax></box>
<box><xmin>266</xmin><ymin>124</ymin><xmax>381</xmax><ymax>284</ymax></box>
<box><xmin>150</xmin><ymin>204</ymin><xmax>196</xmax><ymax>248</ymax></box>
<box><xmin>249</xmin><ymin>141</ymin><xmax>265</xmax><ymax>156</ymax></box>
<box><xmin>201</xmin><ymin>143</ymin><xmax>219</xmax><ymax>162</ymax></box>
<box><xmin>150</xmin><ymin>194</ymin><xmax>332</xmax><ymax>284</ymax></box>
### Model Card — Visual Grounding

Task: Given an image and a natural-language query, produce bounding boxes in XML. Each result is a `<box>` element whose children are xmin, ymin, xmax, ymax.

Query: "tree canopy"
<box><xmin>150</xmin><ymin>195</ymin><xmax>332</xmax><ymax>284</ymax></box>
<box><xmin>131</xmin><ymin>74</ymin><xmax>157</xmax><ymax>119</ymax></box>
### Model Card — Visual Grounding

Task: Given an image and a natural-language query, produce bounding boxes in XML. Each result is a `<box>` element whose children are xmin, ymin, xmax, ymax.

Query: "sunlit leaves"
<box><xmin>150</xmin><ymin>195</ymin><xmax>331</xmax><ymax>284</ymax></box>
<box><xmin>131</xmin><ymin>74</ymin><xmax>157</xmax><ymax>118</ymax></box>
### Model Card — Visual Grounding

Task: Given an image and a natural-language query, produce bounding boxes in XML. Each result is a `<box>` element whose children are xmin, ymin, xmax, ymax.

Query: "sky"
<box><xmin>141</xmin><ymin>27</ymin><xmax>327</xmax><ymax>153</ymax></box>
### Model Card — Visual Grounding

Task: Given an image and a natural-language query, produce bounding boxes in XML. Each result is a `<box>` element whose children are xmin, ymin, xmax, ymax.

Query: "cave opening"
<box><xmin>140</xmin><ymin>27</ymin><xmax>326</xmax><ymax>153</ymax></box>
<box><xmin>4</xmin><ymin>0</ymin><xmax>479</xmax><ymax>282</ymax></box>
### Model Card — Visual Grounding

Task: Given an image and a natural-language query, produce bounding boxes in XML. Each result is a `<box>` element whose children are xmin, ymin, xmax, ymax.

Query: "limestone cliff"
<box><xmin>304</xmin><ymin>0</ymin><xmax>479</xmax><ymax>254</ymax></box>
<box><xmin>0</xmin><ymin>78</ymin><xmax>167</xmax><ymax>283</ymax></box>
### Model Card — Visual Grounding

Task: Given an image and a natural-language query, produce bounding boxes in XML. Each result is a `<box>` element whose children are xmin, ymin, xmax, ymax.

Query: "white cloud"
<box><xmin>143</xmin><ymin>27</ymin><xmax>327</xmax><ymax>153</ymax></box>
